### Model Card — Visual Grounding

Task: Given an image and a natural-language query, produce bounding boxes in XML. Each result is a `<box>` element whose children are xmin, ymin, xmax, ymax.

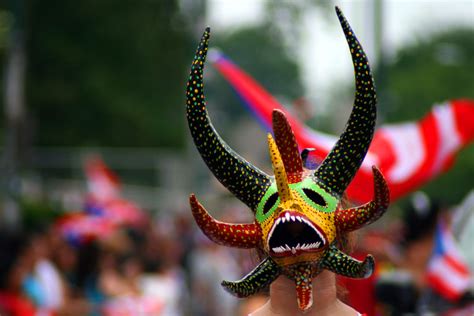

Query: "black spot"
<box><xmin>263</xmin><ymin>193</ymin><xmax>279</xmax><ymax>215</ymax></box>
<box><xmin>302</xmin><ymin>188</ymin><xmax>327</xmax><ymax>207</ymax></box>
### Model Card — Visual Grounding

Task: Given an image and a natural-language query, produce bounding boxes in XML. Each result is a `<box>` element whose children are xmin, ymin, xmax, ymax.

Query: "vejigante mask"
<box><xmin>186</xmin><ymin>7</ymin><xmax>390</xmax><ymax>311</ymax></box>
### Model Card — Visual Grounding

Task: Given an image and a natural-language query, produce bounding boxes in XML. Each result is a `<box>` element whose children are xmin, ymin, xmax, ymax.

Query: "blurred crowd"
<box><xmin>0</xmin><ymin>201</ymin><xmax>272</xmax><ymax>316</ymax></box>
<box><xmin>0</xmin><ymin>190</ymin><xmax>473</xmax><ymax>316</ymax></box>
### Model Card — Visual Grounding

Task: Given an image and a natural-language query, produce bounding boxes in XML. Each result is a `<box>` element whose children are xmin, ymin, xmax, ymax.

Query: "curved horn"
<box><xmin>186</xmin><ymin>28</ymin><xmax>272</xmax><ymax>211</ymax></box>
<box><xmin>313</xmin><ymin>7</ymin><xmax>377</xmax><ymax>197</ymax></box>
<box><xmin>221</xmin><ymin>257</ymin><xmax>281</xmax><ymax>297</ymax></box>
<box><xmin>190</xmin><ymin>194</ymin><xmax>262</xmax><ymax>248</ymax></box>
<box><xmin>335</xmin><ymin>166</ymin><xmax>389</xmax><ymax>232</ymax></box>
<box><xmin>272</xmin><ymin>110</ymin><xmax>304</xmax><ymax>183</ymax></box>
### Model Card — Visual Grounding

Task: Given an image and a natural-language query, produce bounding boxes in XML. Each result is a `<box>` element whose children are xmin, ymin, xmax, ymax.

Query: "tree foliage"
<box><xmin>26</xmin><ymin>0</ymin><xmax>193</xmax><ymax>147</ymax></box>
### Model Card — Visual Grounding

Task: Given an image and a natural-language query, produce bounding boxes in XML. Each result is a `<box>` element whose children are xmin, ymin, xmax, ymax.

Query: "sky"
<box><xmin>207</xmin><ymin>0</ymin><xmax>474</xmax><ymax>110</ymax></box>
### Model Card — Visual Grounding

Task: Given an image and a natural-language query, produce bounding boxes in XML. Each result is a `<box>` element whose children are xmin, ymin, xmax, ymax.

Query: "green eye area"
<box><xmin>290</xmin><ymin>177</ymin><xmax>338</xmax><ymax>213</ymax></box>
<box><xmin>302</xmin><ymin>188</ymin><xmax>327</xmax><ymax>207</ymax></box>
<box><xmin>256</xmin><ymin>184</ymin><xmax>280</xmax><ymax>223</ymax></box>
<box><xmin>263</xmin><ymin>192</ymin><xmax>279</xmax><ymax>215</ymax></box>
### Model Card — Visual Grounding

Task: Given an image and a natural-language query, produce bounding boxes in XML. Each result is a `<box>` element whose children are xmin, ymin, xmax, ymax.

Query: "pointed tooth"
<box><xmin>296</xmin><ymin>243</ymin><xmax>300</xmax><ymax>250</ymax></box>
<box><xmin>276</xmin><ymin>218</ymin><xmax>281</xmax><ymax>225</ymax></box>
<box><xmin>285</xmin><ymin>213</ymin><xmax>290</xmax><ymax>221</ymax></box>
<box><xmin>291</xmin><ymin>215</ymin><xmax>296</xmax><ymax>222</ymax></box>
<box><xmin>297</xmin><ymin>217</ymin><xmax>302</xmax><ymax>222</ymax></box>
<box><xmin>272</xmin><ymin>247</ymin><xmax>279</xmax><ymax>252</ymax></box>
<box><xmin>285</xmin><ymin>245</ymin><xmax>291</xmax><ymax>251</ymax></box>
<box><xmin>280</xmin><ymin>246</ymin><xmax>285</xmax><ymax>252</ymax></box>
<box><xmin>291</xmin><ymin>247</ymin><xmax>296</xmax><ymax>254</ymax></box>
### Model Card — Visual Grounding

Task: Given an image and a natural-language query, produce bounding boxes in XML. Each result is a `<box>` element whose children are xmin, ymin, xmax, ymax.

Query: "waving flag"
<box><xmin>84</xmin><ymin>157</ymin><xmax>146</xmax><ymax>227</ymax></box>
<box><xmin>209</xmin><ymin>51</ymin><xmax>474</xmax><ymax>203</ymax></box>
<box><xmin>85</xmin><ymin>157</ymin><xmax>121</xmax><ymax>203</ymax></box>
<box><xmin>56</xmin><ymin>157</ymin><xmax>146</xmax><ymax>245</ymax></box>
<box><xmin>55</xmin><ymin>213</ymin><xmax>117</xmax><ymax>246</ymax></box>
<box><xmin>426</xmin><ymin>220</ymin><xmax>472</xmax><ymax>301</ymax></box>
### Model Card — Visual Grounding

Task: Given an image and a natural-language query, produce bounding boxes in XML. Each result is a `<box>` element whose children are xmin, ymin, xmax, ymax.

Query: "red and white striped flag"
<box><xmin>85</xmin><ymin>156</ymin><xmax>121</xmax><ymax>203</ymax></box>
<box><xmin>210</xmin><ymin>51</ymin><xmax>474</xmax><ymax>203</ymax></box>
<box><xmin>426</xmin><ymin>220</ymin><xmax>472</xmax><ymax>301</ymax></box>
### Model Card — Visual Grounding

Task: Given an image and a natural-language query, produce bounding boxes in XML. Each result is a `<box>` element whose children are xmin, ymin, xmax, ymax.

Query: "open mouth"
<box><xmin>268</xmin><ymin>211</ymin><xmax>327</xmax><ymax>257</ymax></box>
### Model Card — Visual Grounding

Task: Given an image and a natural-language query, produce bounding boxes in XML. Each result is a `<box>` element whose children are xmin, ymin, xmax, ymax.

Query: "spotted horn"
<box><xmin>190</xmin><ymin>194</ymin><xmax>262</xmax><ymax>248</ymax></box>
<box><xmin>334</xmin><ymin>166</ymin><xmax>389</xmax><ymax>232</ymax></box>
<box><xmin>272</xmin><ymin>110</ymin><xmax>304</xmax><ymax>183</ymax></box>
<box><xmin>313</xmin><ymin>7</ymin><xmax>377</xmax><ymax>197</ymax></box>
<box><xmin>186</xmin><ymin>28</ymin><xmax>272</xmax><ymax>211</ymax></box>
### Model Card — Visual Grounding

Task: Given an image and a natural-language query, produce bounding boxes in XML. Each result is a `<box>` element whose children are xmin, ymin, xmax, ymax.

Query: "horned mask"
<box><xmin>186</xmin><ymin>7</ymin><xmax>390</xmax><ymax>311</ymax></box>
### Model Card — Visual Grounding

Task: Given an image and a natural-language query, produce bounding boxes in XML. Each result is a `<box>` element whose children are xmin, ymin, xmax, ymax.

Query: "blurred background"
<box><xmin>0</xmin><ymin>0</ymin><xmax>472</xmax><ymax>315</ymax></box>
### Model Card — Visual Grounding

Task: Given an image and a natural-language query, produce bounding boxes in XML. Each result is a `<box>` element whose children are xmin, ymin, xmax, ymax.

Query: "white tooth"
<box><xmin>272</xmin><ymin>247</ymin><xmax>279</xmax><ymax>252</ymax></box>
<box><xmin>316</xmin><ymin>241</ymin><xmax>320</xmax><ymax>247</ymax></box>
<box><xmin>302</xmin><ymin>244</ymin><xmax>307</xmax><ymax>249</ymax></box>
<box><xmin>286</xmin><ymin>245</ymin><xmax>291</xmax><ymax>251</ymax></box>
<box><xmin>276</xmin><ymin>218</ymin><xmax>281</xmax><ymax>225</ymax></box>
<box><xmin>291</xmin><ymin>216</ymin><xmax>296</xmax><ymax>222</ymax></box>
<box><xmin>285</xmin><ymin>213</ymin><xmax>290</xmax><ymax>221</ymax></box>
<box><xmin>281</xmin><ymin>217</ymin><xmax>285</xmax><ymax>223</ymax></box>
<box><xmin>297</xmin><ymin>217</ymin><xmax>302</xmax><ymax>222</ymax></box>
<box><xmin>280</xmin><ymin>246</ymin><xmax>285</xmax><ymax>252</ymax></box>
<box><xmin>291</xmin><ymin>247</ymin><xmax>296</xmax><ymax>254</ymax></box>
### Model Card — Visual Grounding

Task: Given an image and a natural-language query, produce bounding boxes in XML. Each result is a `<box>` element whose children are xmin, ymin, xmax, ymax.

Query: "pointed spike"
<box><xmin>335</xmin><ymin>166</ymin><xmax>390</xmax><ymax>232</ymax></box>
<box><xmin>268</xmin><ymin>134</ymin><xmax>293</xmax><ymax>203</ymax></box>
<box><xmin>187</xmin><ymin>28</ymin><xmax>271</xmax><ymax>211</ymax></box>
<box><xmin>222</xmin><ymin>257</ymin><xmax>281</xmax><ymax>297</ymax></box>
<box><xmin>314</xmin><ymin>7</ymin><xmax>377</xmax><ymax>197</ymax></box>
<box><xmin>294</xmin><ymin>265</ymin><xmax>313</xmax><ymax>311</ymax></box>
<box><xmin>190</xmin><ymin>194</ymin><xmax>261</xmax><ymax>248</ymax></box>
<box><xmin>272</xmin><ymin>110</ymin><xmax>304</xmax><ymax>183</ymax></box>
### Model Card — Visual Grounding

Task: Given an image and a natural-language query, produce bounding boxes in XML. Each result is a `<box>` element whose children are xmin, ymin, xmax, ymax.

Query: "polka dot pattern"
<box><xmin>294</xmin><ymin>264</ymin><xmax>313</xmax><ymax>311</ymax></box>
<box><xmin>221</xmin><ymin>257</ymin><xmax>281</xmax><ymax>297</ymax></box>
<box><xmin>335</xmin><ymin>166</ymin><xmax>390</xmax><ymax>232</ymax></box>
<box><xmin>186</xmin><ymin>8</ymin><xmax>389</xmax><ymax>311</ymax></box>
<box><xmin>189</xmin><ymin>194</ymin><xmax>262</xmax><ymax>248</ymax></box>
<box><xmin>314</xmin><ymin>7</ymin><xmax>377</xmax><ymax>198</ymax></box>
<box><xmin>272</xmin><ymin>110</ymin><xmax>304</xmax><ymax>183</ymax></box>
<box><xmin>267</xmin><ymin>134</ymin><xmax>292</xmax><ymax>203</ymax></box>
<box><xmin>186</xmin><ymin>28</ymin><xmax>271</xmax><ymax>211</ymax></box>
<box><xmin>320</xmin><ymin>245</ymin><xmax>375</xmax><ymax>278</ymax></box>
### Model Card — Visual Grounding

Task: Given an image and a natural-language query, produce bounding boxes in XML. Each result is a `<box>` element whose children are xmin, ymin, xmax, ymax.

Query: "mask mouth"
<box><xmin>267</xmin><ymin>210</ymin><xmax>327</xmax><ymax>257</ymax></box>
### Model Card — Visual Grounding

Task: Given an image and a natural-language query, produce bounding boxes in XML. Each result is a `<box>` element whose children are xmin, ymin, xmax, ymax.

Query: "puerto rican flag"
<box><xmin>85</xmin><ymin>156</ymin><xmax>121</xmax><ymax>203</ymax></box>
<box><xmin>55</xmin><ymin>213</ymin><xmax>117</xmax><ymax>246</ymax></box>
<box><xmin>426</xmin><ymin>220</ymin><xmax>472</xmax><ymax>301</ymax></box>
<box><xmin>209</xmin><ymin>50</ymin><xmax>474</xmax><ymax>203</ymax></box>
<box><xmin>84</xmin><ymin>157</ymin><xmax>146</xmax><ymax>227</ymax></box>
<box><xmin>56</xmin><ymin>158</ymin><xmax>146</xmax><ymax>245</ymax></box>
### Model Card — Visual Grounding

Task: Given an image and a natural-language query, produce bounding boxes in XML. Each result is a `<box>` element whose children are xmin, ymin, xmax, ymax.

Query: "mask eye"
<box><xmin>263</xmin><ymin>192</ymin><xmax>279</xmax><ymax>215</ymax></box>
<box><xmin>302</xmin><ymin>188</ymin><xmax>327</xmax><ymax>207</ymax></box>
